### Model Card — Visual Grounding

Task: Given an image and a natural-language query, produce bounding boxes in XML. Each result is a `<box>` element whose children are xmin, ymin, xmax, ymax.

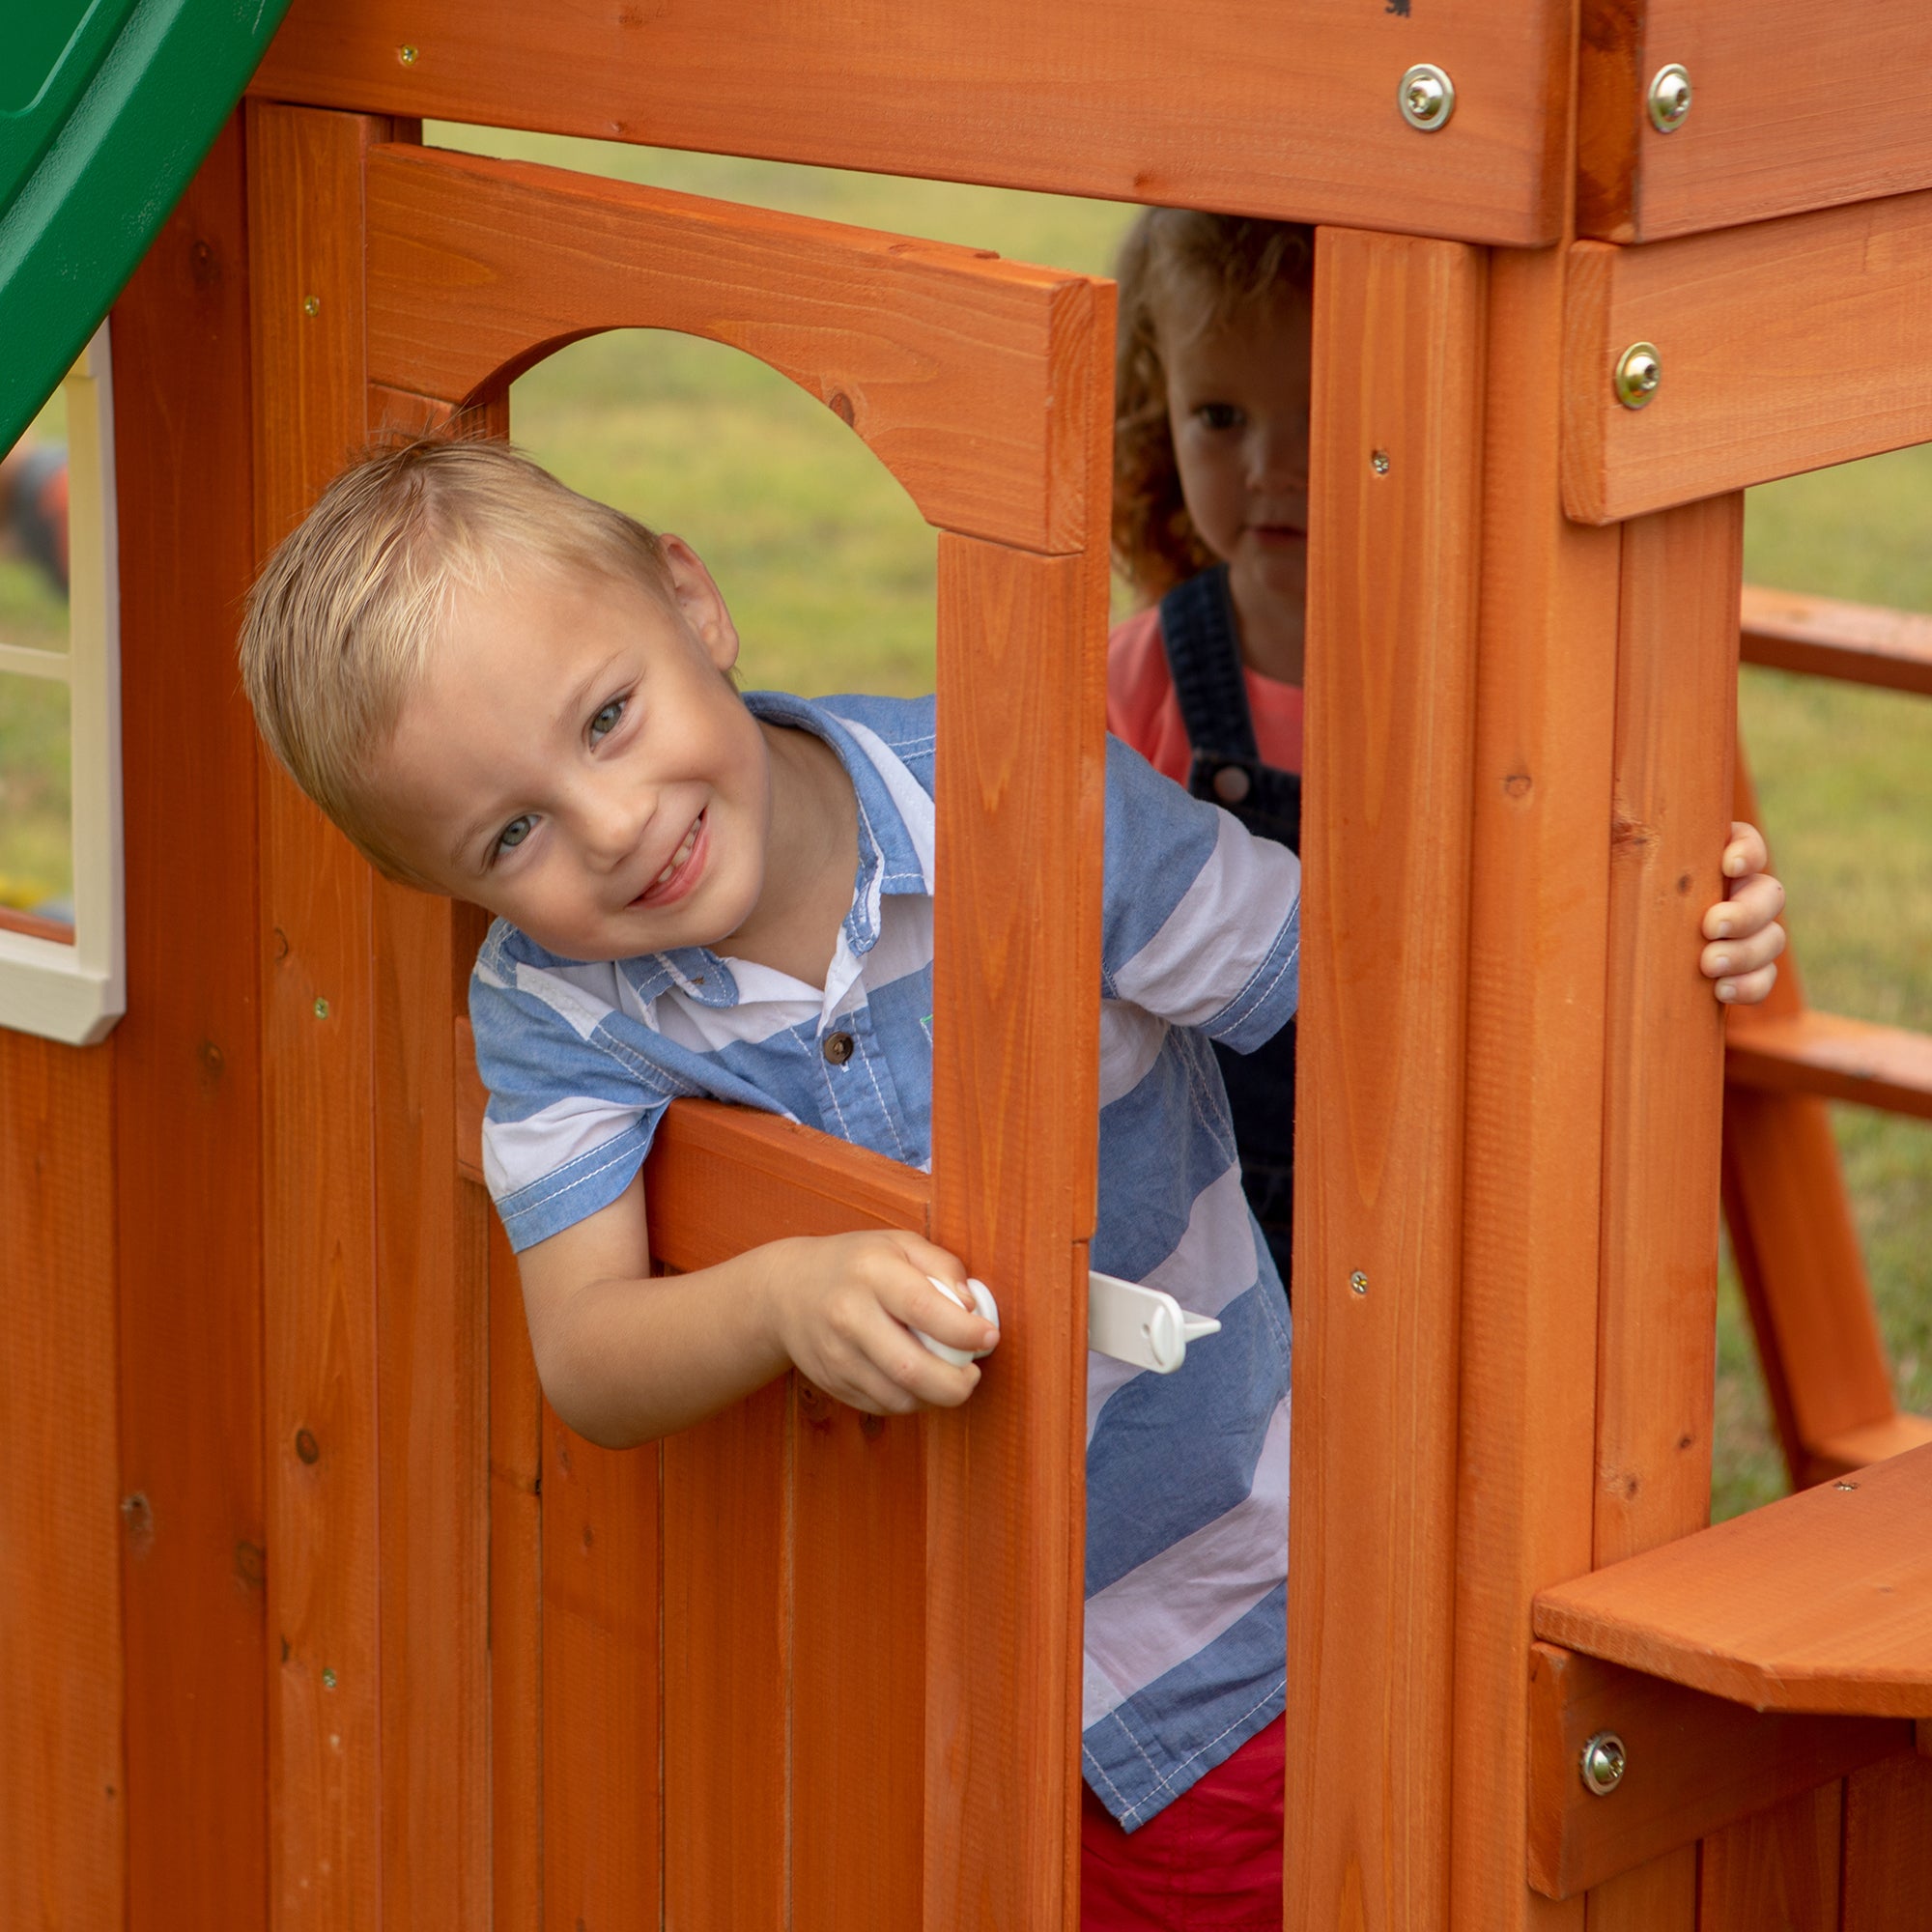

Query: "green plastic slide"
<box><xmin>1</xmin><ymin>0</ymin><xmax>295</xmax><ymax>451</ymax></box>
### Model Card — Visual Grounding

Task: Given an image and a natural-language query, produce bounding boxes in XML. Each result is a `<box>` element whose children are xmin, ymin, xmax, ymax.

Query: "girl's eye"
<box><xmin>1197</xmin><ymin>402</ymin><xmax>1244</xmax><ymax>432</ymax></box>
<box><xmin>496</xmin><ymin>814</ymin><xmax>536</xmax><ymax>857</ymax></box>
<box><xmin>589</xmin><ymin>696</ymin><xmax>626</xmax><ymax>744</ymax></box>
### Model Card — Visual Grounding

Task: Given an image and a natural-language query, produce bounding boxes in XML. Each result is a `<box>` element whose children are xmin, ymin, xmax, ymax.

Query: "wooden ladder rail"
<box><xmin>1723</xmin><ymin>583</ymin><xmax>1932</xmax><ymax>1488</ymax></box>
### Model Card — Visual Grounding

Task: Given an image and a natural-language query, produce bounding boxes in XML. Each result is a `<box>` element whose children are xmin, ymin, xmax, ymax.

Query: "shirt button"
<box><xmin>1212</xmin><ymin>764</ymin><xmax>1252</xmax><ymax>805</ymax></box>
<box><xmin>822</xmin><ymin>1030</ymin><xmax>856</xmax><ymax>1065</ymax></box>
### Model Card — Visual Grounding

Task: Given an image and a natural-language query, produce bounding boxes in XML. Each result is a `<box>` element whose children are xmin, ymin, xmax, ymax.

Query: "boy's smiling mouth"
<box><xmin>632</xmin><ymin>809</ymin><xmax>708</xmax><ymax>909</ymax></box>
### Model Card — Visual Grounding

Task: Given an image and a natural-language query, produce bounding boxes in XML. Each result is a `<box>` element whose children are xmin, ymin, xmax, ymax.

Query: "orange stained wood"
<box><xmin>1724</xmin><ymin>1010</ymin><xmax>1932</xmax><ymax>1121</ymax></box>
<box><xmin>1740</xmin><ymin>583</ymin><xmax>1932</xmax><ymax>697</ymax></box>
<box><xmin>1287</xmin><ymin>226</ymin><xmax>1486</xmax><ymax>1932</ymax></box>
<box><xmin>927</xmin><ymin>535</ymin><xmax>1110</xmax><ymax>1930</ymax></box>
<box><xmin>1451</xmin><ymin>242</ymin><xmax>1623</xmax><ymax>1932</ymax></box>
<box><xmin>1578</xmin><ymin>5</ymin><xmax>1932</xmax><ymax>244</ymax></box>
<box><xmin>1535</xmin><ymin>1440</ymin><xmax>1932</xmax><ymax>1718</ymax></box>
<box><xmin>1841</xmin><ymin>1751</ymin><xmax>1932</xmax><ymax>1931</ymax></box>
<box><xmin>0</xmin><ymin>1035</ymin><xmax>123</xmax><ymax>1931</ymax></box>
<box><xmin>255</xmin><ymin>0</ymin><xmax>1571</xmax><ymax>245</ymax></box>
<box><xmin>246</xmin><ymin>99</ymin><xmax>399</xmax><ymax>1931</ymax></box>
<box><xmin>1563</xmin><ymin>191</ymin><xmax>1932</xmax><ymax>525</ymax></box>
<box><xmin>1526</xmin><ymin>1643</ymin><xmax>1904</xmax><ymax>1900</ymax></box>
<box><xmin>1695</xmin><ymin>1782</ymin><xmax>1841</xmax><ymax>1932</ymax></box>
<box><xmin>107</xmin><ymin>112</ymin><xmax>270</xmax><ymax>1929</ymax></box>
<box><xmin>364</xmin><ymin>141</ymin><xmax>1103</xmax><ymax>554</ymax></box>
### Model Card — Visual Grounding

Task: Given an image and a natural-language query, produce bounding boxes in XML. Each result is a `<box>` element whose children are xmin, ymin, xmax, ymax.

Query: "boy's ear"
<box><xmin>658</xmin><ymin>534</ymin><xmax>741</xmax><ymax>673</ymax></box>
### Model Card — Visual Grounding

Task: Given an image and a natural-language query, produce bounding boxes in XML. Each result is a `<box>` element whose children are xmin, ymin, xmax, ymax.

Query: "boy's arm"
<box><xmin>516</xmin><ymin>1173</ymin><xmax>996</xmax><ymax>1448</ymax></box>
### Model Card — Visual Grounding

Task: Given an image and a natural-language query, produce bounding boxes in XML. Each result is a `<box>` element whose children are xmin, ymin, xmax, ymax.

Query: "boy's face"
<box><xmin>1163</xmin><ymin>287</ymin><xmax>1312</xmax><ymax>616</ymax></box>
<box><xmin>368</xmin><ymin>541</ymin><xmax>773</xmax><ymax>963</ymax></box>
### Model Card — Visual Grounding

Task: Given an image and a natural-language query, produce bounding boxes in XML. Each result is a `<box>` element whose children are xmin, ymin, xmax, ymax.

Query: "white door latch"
<box><xmin>916</xmin><ymin>1272</ymin><xmax>1222</xmax><ymax>1377</ymax></box>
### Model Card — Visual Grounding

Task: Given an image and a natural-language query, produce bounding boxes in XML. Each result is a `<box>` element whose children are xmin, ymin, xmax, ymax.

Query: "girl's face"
<box><xmin>1163</xmin><ymin>287</ymin><xmax>1313</xmax><ymax>625</ymax></box>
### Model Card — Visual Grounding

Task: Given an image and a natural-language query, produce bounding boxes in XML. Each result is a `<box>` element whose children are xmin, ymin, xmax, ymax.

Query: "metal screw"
<box><xmin>321</xmin><ymin>1667</ymin><xmax>337</xmax><ymax>1690</ymax></box>
<box><xmin>397</xmin><ymin>43</ymin><xmax>419</xmax><ymax>65</ymax></box>
<box><xmin>1580</xmin><ymin>1730</ymin><xmax>1627</xmax><ymax>1796</ymax></box>
<box><xmin>1613</xmin><ymin>342</ymin><xmax>1662</xmax><ymax>411</ymax></box>
<box><xmin>1647</xmin><ymin>64</ymin><xmax>1692</xmax><ymax>134</ymax></box>
<box><xmin>1350</xmin><ymin>1271</ymin><xmax>1369</xmax><ymax>1296</ymax></box>
<box><xmin>301</xmin><ymin>296</ymin><xmax>321</xmax><ymax>318</ymax></box>
<box><xmin>1398</xmin><ymin>65</ymin><xmax>1456</xmax><ymax>132</ymax></box>
<box><xmin>313</xmin><ymin>997</ymin><xmax>329</xmax><ymax>1019</ymax></box>
<box><xmin>1836</xmin><ymin>1479</ymin><xmax>1860</xmax><ymax>1492</ymax></box>
<box><xmin>1371</xmin><ymin>449</ymin><xmax>1391</xmax><ymax>475</ymax></box>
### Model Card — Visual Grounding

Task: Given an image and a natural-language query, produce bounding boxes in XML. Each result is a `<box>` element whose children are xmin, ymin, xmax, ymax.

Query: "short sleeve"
<box><xmin>1099</xmin><ymin>735</ymin><xmax>1300</xmax><ymax>1053</ymax></box>
<box><xmin>469</xmin><ymin>934</ymin><xmax>675</xmax><ymax>1253</ymax></box>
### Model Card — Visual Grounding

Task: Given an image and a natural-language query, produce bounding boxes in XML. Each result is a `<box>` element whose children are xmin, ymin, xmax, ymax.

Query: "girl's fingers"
<box><xmin>1704</xmin><ymin>869</ymin><xmax>1785</xmax><ymax>941</ymax></box>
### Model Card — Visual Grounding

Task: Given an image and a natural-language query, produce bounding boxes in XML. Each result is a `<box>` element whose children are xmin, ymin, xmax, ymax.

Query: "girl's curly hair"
<box><xmin>1112</xmin><ymin>211</ymin><xmax>1315</xmax><ymax>605</ymax></box>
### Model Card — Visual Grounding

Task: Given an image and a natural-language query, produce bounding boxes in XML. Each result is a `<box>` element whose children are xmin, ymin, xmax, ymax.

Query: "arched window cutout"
<box><xmin>0</xmin><ymin>325</ymin><xmax>122</xmax><ymax>1044</ymax></box>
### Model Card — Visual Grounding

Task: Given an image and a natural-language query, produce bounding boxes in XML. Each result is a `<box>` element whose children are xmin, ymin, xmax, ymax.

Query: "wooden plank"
<box><xmin>1578</xmin><ymin>6</ymin><xmax>1932</xmax><ymax>244</ymax></box>
<box><xmin>254</xmin><ymin>0</ymin><xmax>1569</xmax><ymax>246</ymax></box>
<box><xmin>246</xmin><ymin>98</ymin><xmax>393</xmax><ymax>1930</ymax></box>
<box><xmin>662</xmin><ymin>1383</ymin><xmax>789</xmax><ymax>1930</ymax></box>
<box><xmin>1286</xmin><ymin>227</ymin><xmax>1486</xmax><ymax>1931</ymax></box>
<box><xmin>364</xmin><ymin>141</ymin><xmax>1105</xmax><ymax>554</ymax></box>
<box><xmin>374</xmin><ymin>879</ymin><xmax>491</xmax><ymax>1923</ymax></box>
<box><xmin>541</xmin><ymin>1412</ymin><xmax>661</xmax><ymax>1932</ymax></box>
<box><xmin>0</xmin><ymin>1035</ymin><xmax>124</xmax><ymax>1930</ymax></box>
<box><xmin>1724</xmin><ymin>1010</ymin><xmax>1932</xmax><ymax>1121</ymax></box>
<box><xmin>1695</xmin><ymin>1782</ymin><xmax>1841</xmax><ymax>1932</ymax></box>
<box><xmin>791</xmin><ymin>1393</ymin><xmax>925</xmax><ymax>1931</ymax></box>
<box><xmin>1811</xmin><ymin>1415</ymin><xmax>1932</xmax><ymax>1484</ymax></box>
<box><xmin>1841</xmin><ymin>1750</ymin><xmax>1932</xmax><ymax>1931</ymax></box>
<box><xmin>1527</xmin><ymin>1643</ymin><xmax>1904</xmax><ymax>1900</ymax></box>
<box><xmin>1563</xmin><ymin>194</ymin><xmax>1932</xmax><ymax>526</ymax></box>
<box><xmin>927</xmin><ymin>536</ymin><xmax>1109</xmax><ymax>1929</ymax></box>
<box><xmin>105</xmin><ymin>110</ymin><xmax>270</xmax><ymax>1930</ymax></box>
<box><xmin>487</xmin><ymin>1210</ymin><xmax>543</xmax><ymax>1931</ymax></box>
<box><xmin>1740</xmin><ymin>584</ymin><xmax>1932</xmax><ymax>698</ymax></box>
<box><xmin>1535</xmin><ymin>1440</ymin><xmax>1932</xmax><ymax>1717</ymax></box>
<box><xmin>1451</xmin><ymin>241</ymin><xmax>1624</xmax><ymax>1932</ymax></box>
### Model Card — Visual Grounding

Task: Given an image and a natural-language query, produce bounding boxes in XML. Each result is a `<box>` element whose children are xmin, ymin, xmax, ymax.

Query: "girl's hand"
<box><xmin>763</xmin><ymin>1230</ymin><xmax>999</xmax><ymax>1415</ymax></box>
<box><xmin>1702</xmin><ymin>821</ymin><xmax>1787</xmax><ymax>1007</ymax></box>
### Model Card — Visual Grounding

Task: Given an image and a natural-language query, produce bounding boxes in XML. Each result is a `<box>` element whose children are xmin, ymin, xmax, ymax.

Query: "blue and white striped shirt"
<box><xmin>470</xmin><ymin>691</ymin><xmax>1300</xmax><ymax>1826</ymax></box>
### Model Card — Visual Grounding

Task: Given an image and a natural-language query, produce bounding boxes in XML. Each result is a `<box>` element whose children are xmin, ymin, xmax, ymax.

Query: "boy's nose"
<box><xmin>578</xmin><ymin>784</ymin><xmax>654</xmax><ymax>867</ymax></box>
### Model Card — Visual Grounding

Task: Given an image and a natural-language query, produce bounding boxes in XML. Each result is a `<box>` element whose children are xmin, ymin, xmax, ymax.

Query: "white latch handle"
<box><xmin>915</xmin><ymin>1276</ymin><xmax>1001</xmax><ymax>1366</ymax></box>
<box><xmin>1087</xmin><ymin>1270</ymin><xmax>1222</xmax><ymax>1375</ymax></box>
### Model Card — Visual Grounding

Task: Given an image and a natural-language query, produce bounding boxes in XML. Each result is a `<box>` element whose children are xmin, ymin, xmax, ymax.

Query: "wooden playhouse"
<box><xmin>4</xmin><ymin>1</ymin><xmax>1932</xmax><ymax>1925</ymax></box>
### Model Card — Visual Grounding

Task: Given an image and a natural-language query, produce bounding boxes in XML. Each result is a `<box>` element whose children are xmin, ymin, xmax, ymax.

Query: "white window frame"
<box><xmin>0</xmin><ymin>324</ymin><xmax>123</xmax><ymax>1044</ymax></box>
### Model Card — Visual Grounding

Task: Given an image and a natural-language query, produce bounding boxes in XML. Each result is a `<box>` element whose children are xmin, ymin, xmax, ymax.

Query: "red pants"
<box><xmin>1080</xmin><ymin>1717</ymin><xmax>1285</xmax><ymax>1929</ymax></box>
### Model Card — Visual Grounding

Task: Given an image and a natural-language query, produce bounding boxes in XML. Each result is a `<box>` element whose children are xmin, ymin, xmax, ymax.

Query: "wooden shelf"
<box><xmin>1533</xmin><ymin>1442</ymin><xmax>1932</xmax><ymax>1718</ymax></box>
<box><xmin>1726</xmin><ymin>1009</ymin><xmax>1932</xmax><ymax>1121</ymax></box>
<box><xmin>1741</xmin><ymin>583</ymin><xmax>1932</xmax><ymax>696</ymax></box>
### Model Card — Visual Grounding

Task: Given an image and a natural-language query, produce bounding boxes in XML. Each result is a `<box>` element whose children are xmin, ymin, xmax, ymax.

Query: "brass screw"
<box><xmin>313</xmin><ymin>997</ymin><xmax>329</xmax><ymax>1019</ymax></box>
<box><xmin>1350</xmin><ymin>1271</ymin><xmax>1369</xmax><ymax>1296</ymax></box>
<box><xmin>1647</xmin><ymin>64</ymin><xmax>1692</xmax><ymax>134</ymax></box>
<box><xmin>398</xmin><ymin>43</ymin><xmax>418</xmax><ymax>65</ymax></box>
<box><xmin>1398</xmin><ymin>64</ymin><xmax>1456</xmax><ymax>132</ymax></box>
<box><xmin>301</xmin><ymin>296</ymin><xmax>321</xmax><ymax>318</ymax></box>
<box><xmin>1613</xmin><ymin>342</ymin><xmax>1662</xmax><ymax>411</ymax></box>
<box><xmin>1580</xmin><ymin>1731</ymin><xmax>1627</xmax><ymax>1796</ymax></box>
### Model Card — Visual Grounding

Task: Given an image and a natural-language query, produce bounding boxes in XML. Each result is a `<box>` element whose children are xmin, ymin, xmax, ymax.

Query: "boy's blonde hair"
<box><xmin>241</xmin><ymin>437</ymin><xmax>675</xmax><ymax>883</ymax></box>
<box><xmin>1112</xmin><ymin>211</ymin><xmax>1315</xmax><ymax>605</ymax></box>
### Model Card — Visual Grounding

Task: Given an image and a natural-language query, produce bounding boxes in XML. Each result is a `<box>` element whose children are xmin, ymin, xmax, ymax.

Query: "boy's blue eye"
<box><xmin>590</xmin><ymin>696</ymin><xmax>626</xmax><ymax>744</ymax></box>
<box><xmin>1198</xmin><ymin>402</ymin><xmax>1244</xmax><ymax>431</ymax></box>
<box><xmin>496</xmin><ymin>814</ymin><xmax>535</xmax><ymax>855</ymax></box>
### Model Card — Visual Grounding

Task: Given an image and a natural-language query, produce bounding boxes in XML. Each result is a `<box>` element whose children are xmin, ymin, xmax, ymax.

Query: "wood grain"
<box><xmin>1527</xmin><ymin>1643</ymin><xmax>1903</xmax><ymax>1899</ymax></box>
<box><xmin>246</xmin><ymin>99</ymin><xmax>396</xmax><ymax>1931</ymax></box>
<box><xmin>364</xmin><ymin>141</ymin><xmax>1106</xmax><ymax>554</ymax></box>
<box><xmin>1724</xmin><ymin>1010</ymin><xmax>1932</xmax><ymax>1121</ymax></box>
<box><xmin>1841</xmin><ymin>1750</ymin><xmax>1932</xmax><ymax>1931</ymax></box>
<box><xmin>1695</xmin><ymin>1781</ymin><xmax>1841</xmax><ymax>1932</ymax></box>
<box><xmin>1578</xmin><ymin>5</ymin><xmax>1932</xmax><ymax>244</ymax></box>
<box><xmin>1452</xmin><ymin>242</ymin><xmax>1624</xmax><ymax>1932</ymax></box>
<box><xmin>1535</xmin><ymin>1441</ymin><xmax>1932</xmax><ymax>1717</ymax></box>
<box><xmin>1740</xmin><ymin>584</ymin><xmax>1932</xmax><ymax>697</ymax></box>
<box><xmin>0</xmin><ymin>1035</ymin><xmax>124</xmax><ymax>1930</ymax></box>
<box><xmin>106</xmin><ymin>110</ymin><xmax>270</xmax><ymax>1930</ymax></box>
<box><xmin>1285</xmin><ymin>227</ymin><xmax>1486</xmax><ymax>1932</ymax></box>
<box><xmin>1564</xmin><ymin>194</ymin><xmax>1932</xmax><ymax>525</ymax></box>
<box><xmin>255</xmin><ymin>0</ymin><xmax>1570</xmax><ymax>245</ymax></box>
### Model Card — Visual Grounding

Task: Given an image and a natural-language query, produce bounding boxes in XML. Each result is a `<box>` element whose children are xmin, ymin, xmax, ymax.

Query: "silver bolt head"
<box><xmin>1580</xmin><ymin>1730</ymin><xmax>1627</xmax><ymax>1796</ymax></box>
<box><xmin>398</xmin><ymin>43</ymin><xmax>419</xmax><ymax>66</ymax></box>
<box><xmin>1399</xmin><ymin>65</ymin><xmax>1456</xmax><ymax>132</ymax></box>
<box><xmin>1349</xmin><ymin>1270</ymin><xmax>1369</xmax><ymax>1296</ymax></box>
<box><xmin>1647</xmin><ymin>64</ymin><xmax>1691</xmax><ymax>134</ymax></box>
<box><xmin>1614</xmin><ymin>341</ymin><xmax>1662</xmax><ymax>411</ymax></box>
<box><xmin>1371</xmin><ymin>449</ymin><xmax>1391</xmax><ymax>475</ymax></box>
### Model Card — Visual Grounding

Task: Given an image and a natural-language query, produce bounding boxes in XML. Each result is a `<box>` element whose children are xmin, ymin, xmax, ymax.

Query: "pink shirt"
<box><xmin>1106</xmin><ymin>606</ymin><xmax>1304</xmax><ymax>786</ymax></box>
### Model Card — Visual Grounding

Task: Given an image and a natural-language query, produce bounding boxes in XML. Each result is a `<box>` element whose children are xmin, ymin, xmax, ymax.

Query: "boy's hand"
<box><xmin>764</xmin><ymin>1230</ymin><xmax>999</xmax><ymax>1416</ymax></box>
<box><xmin>1702</xmin><ymin>821</ymin><xmax>1786</xmax><ymax>1006</ymax></box>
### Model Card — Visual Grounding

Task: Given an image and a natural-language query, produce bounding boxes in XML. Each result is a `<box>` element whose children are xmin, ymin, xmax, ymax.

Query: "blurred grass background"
<box><xmin>0</xmin><ymin>127</ymin><xmax>1924</xmax><ymax>1518</ymax></box>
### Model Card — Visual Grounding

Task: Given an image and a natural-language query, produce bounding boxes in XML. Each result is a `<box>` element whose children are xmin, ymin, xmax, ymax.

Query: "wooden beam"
<box><xmin>1725</xmin><ymin>1009</ymin><xmax>1932</xmax><ymax>1122</ymax></box>
<box><xmin>1535</xmin><ymin>1441</ymin><xmax>1932</xmax><ymax>1717</ymax></box>
<box><xmin>1741</xmin><ymin>584</ymin><xmax>1932</xmax><ymax>698</ymax></box>
<box><xmin>1578</xmin><ymin>5</ymin><xmax>1932</xmax><ymax>244</ymax></box>
<box><xmin>364</xmin><ymin>142</ymin><xmax>1106</xmax><ymax>554</ymax></box>
<box><xmin>1527</xmin><ymin>1643</ymin><xmax>1905</xmax><ymax>1899</ymax></box>
<box><xmin>1563</xmin><ymin>192</ymin><xmax>1932</xmax><ymax>525</ymax></box>
<box><xmin>254</xmin><ymin>0</ymin><xmax>1570</xmax><ymax>246</ymax></box>
<box><xmin>1286</xmin><ymin>226</ymin><xmax>1486</xmax><ymax>1931</ymax></box>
